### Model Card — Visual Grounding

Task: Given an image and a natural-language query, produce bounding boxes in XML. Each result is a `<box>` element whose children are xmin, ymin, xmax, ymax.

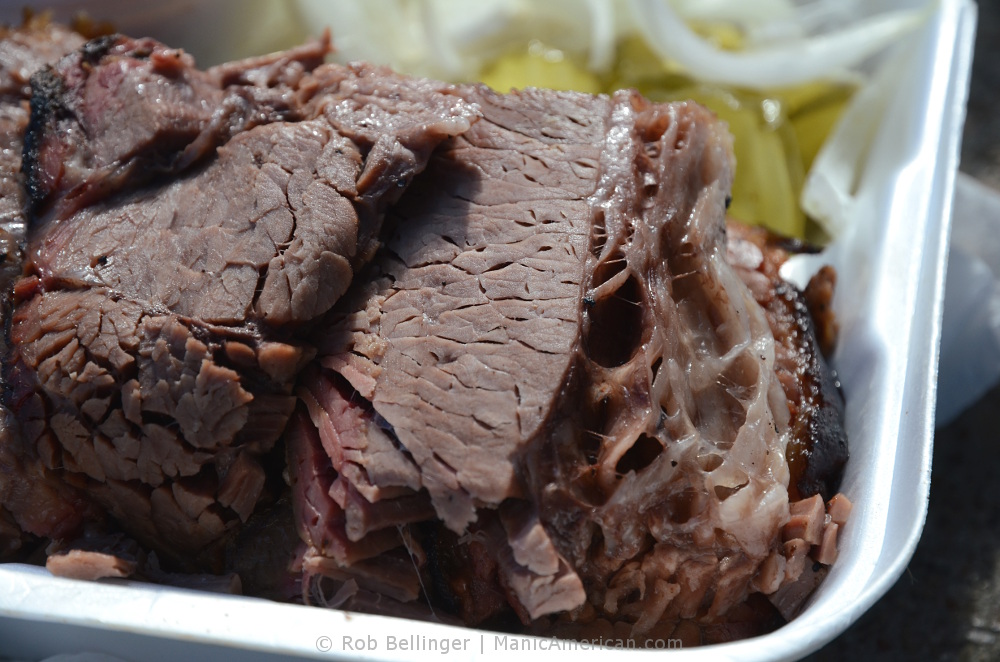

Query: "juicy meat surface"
<box><xmin>26</xmin><ymin>55</ymin><xmax>479</xmax><ymax>326</ymax></box>
<box><xmin>315</xmin><ymin>85</ymin><xmax>611</xmax><ymax>534</ymax></box>
<box><xmin>297</xmin><ymin>84</ymin><xmax>837</xmax><ymax>638</ymax></box>
<box><xmin>23</xmin><ymin>34</ymin><xmax>328</xmax><ymax>220</ymax></box>
<box><xmin>5</xmin><ymin>39</ymin><xmax>479</xmax><ymax>568</ymax></box>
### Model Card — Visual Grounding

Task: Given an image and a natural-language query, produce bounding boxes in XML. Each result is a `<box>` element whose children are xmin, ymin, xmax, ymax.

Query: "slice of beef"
<box><xmin>299</xmin><ymin>84</ymin><xmax>844</xmax><ymax>639</ymax></box>
<box><xmin>725</xmin><ymin>222</ymin><xmax>848</xmax><ymax>501</ymax></box>
<box><xmin>296</xmin><ymin>84</ymin><xmax>613</xmax><ymax>605</ymax></box>
<box><xmin>23</xmin><ymin>33</ymin><xmax>329</xmax><ymax>221</ymax></box>
<box><xmin>5</xmin><ymin>45</ymin><xmax>480</xmax><ymax>569</ymax></box>
<box><xmin>0</xmin><ymin>18</ymin><xmax>89</xmax><ymax>560</ymax></box>
<box><xmin>315</xmin><ymin>85</ymin><xmax>612</xmax><ymax>534</ymax></box>
<box><xmin>25</xmin><ymin>56</ymin><xmax>479</xmax><ymax>325</ymax></box>
<box><xmin>0</xmin><ymin>18</ymin><xmax>86</xmax><ymax>99</ymax></box>
<box><xmin>0</xmin><ymin>17</ymin><xmax>84</xmax><ymax>290</ymax></box>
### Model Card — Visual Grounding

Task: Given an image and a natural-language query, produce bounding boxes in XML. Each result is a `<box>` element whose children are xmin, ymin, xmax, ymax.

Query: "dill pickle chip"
<box><xmin>786</xmin><ymin>89</ymin><xmax>853</xmax><ymax>171</ymax></box>
<box><xmin>479</xmin><ymin>43</ymin><xmax>601</xmax><ymax>94</ymax></box>
<box><xmin>792</xmin><ymin>98</ymin><xmax>850</xmax><ymax>172</ymax></box>
<box><xmin>610</xmin><ymin>37</ymin><xmax>676</xmax><ymax>88</ymax></box>
<box><xmin>753</xmin><ymin>128</ymin><xmax>806</xmax><ymax>237</ymax></box>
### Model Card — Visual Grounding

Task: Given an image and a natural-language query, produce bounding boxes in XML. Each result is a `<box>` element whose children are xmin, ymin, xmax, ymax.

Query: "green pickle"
<box><xmin>478</xmin><ymin>41</ymin><xmax>602</xmax><ymax>94</ymax></box>
<box><xmin>777</xmin><ymin>82</ymin><xmax>854</xmax><ymax>173</ymax></box>
<box><xmin>476</xmin><ymin>36</ymin><xmax>854</xmax><ymax>241</ymax></box>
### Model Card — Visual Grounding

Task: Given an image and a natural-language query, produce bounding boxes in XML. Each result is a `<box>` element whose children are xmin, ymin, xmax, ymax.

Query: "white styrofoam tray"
<box><xmin>0</xmin><ymin>0</ymin><xmax>977</xmax><ymax>659</ymax></box>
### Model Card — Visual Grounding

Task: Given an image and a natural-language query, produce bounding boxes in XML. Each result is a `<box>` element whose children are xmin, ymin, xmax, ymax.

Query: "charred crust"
<box><xmin>797</xmin><ymin>381</ymin><xmax>848</xmax><ymax>501</ymax></box>
<box><xmin>22</xmin><ymin>67</ymin><xmax>66</xmax><ymax>214</ymax></box>
<box><xmin>773</xmin><ymin>279</ymin><xmax>849</xmax><ymax>501</ymax></box>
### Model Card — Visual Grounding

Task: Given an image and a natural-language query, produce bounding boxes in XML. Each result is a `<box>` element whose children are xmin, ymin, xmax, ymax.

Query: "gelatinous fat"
<box><xmin>306</xmin><ymin>82</ymin><xmax>847</xmax><ymax>638</ymax></box>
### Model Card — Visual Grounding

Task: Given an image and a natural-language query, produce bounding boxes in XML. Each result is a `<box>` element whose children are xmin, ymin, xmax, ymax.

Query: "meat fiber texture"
<box><xmin>2</xmin><ymin>34</ymin><xmax>479</xmax><ymax>569</ymax></box>
<box><xmin>0</xmin><ymin>28</ymin><xmax>849</xmax><ymax>644</ymax></box>
<box><xmin>299</xmin><ymin>83</ymin><xmax>848</xmax><ymax>639</ymax></box>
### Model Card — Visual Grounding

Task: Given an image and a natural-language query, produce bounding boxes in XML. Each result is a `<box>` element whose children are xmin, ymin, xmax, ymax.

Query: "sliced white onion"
<box><xmin>297</xmin><ymin>0</ymin><xmax>929</xmax><ymax>90</ymax></box>
<box><xmin>628</xmin><ymin>0</ymin><xmax>931</xmax><ymax>88</ymax></box>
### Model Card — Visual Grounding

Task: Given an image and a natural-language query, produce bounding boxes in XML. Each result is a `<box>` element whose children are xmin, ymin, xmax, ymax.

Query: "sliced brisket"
<box><xmin>0</xmin><ymin>27</ymin><xmax>850</xmax><ymax>643</ymax></box>
<box><xmin>299</xmin><ymin>85</ymin><xmax>845</xmax><ymax>638</ymax></box>
<box><xmin>5</xmin><ymin>40</ymin><xmax>479</xmax><ymax>568</ymax></box>
<box><xmin>0</xmin><ymin>17</ymin><xmax>84</xmax><ymax>292</ymax></box>
<box><xmin>23</xmin><ymin>34</ymin><xmax>328</xmax><ymax>221</ymax></box>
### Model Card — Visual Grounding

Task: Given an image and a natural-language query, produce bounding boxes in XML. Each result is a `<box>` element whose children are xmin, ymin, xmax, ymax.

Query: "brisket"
<box><xmin>0</xmin><ymin>17</ymin><xmax>85</xmax><ymax>295</ymax></box>
<box><xmin>23</xmin><ymin>34</ymin><xmax>328</xmax><ymax>221</ymax></box>
<box><xmin>5</xmin><ymin>39</ymin><xmax>479</xmax><ymax>568</ymax></box>
<box><xmin>300</xmin><ymin>83</ymin><xmax>849</xmax><ymax>638</ymax></box>
<box><xmin>0</xmin><ymin>27</ymin><xmax>851</xmax><ymax>644</ymax></box>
